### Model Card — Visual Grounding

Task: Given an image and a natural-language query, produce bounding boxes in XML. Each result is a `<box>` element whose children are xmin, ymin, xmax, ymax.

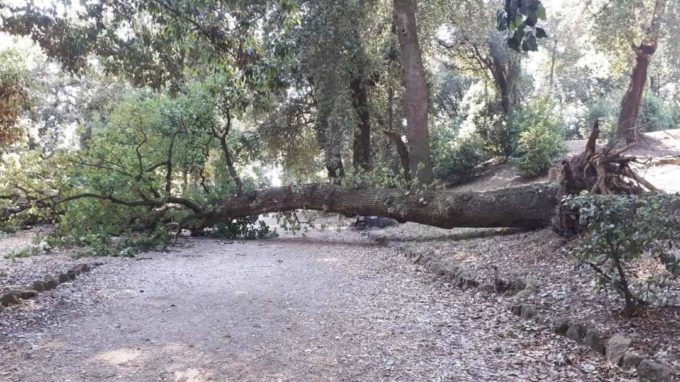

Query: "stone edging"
<box><xmin>398</xmin><ymin>248</ymin><xmax>679</xmax><ymax>382</ymax></box>
<box><xmin>0</xmin><ymin>262</ymin><xmax>103</xmax><ymax>313</ymax></box>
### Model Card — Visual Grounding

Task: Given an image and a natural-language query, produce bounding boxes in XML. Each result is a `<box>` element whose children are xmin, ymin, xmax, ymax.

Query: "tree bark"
<box><xmin>204</xmin><ymin>183</ymin><xmax>559</xmax><ymax>229</ymax></box>
<box><xmin>616</xmin><ymin>0</ymin><xmax>667</xmax><ymax>144</ymax></box>
<box><xmin>393</xmin><ymin>0</ymin><xmax>433</xmax><ymax>185</ymax></box>
<box><xmin>382</xmin><ymin>129</ymin><xmax>411</xmax><ymax>184</ymax></box>
<box><xmin>351</xmin><ymin>78</ymin><xmax>372</xmax><ymax>171</ymax></box>
<box><xmin>488</xmin><ymin>33</ymin><xmax>520</xmax><ymax>117</ymax></box>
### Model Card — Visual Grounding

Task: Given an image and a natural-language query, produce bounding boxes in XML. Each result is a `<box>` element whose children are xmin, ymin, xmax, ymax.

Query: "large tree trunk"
<box><xmin>204</xmin><ymin>183</ymin><xmax>559</xmax><ymax>229</ymax></box>
<box><xmin>616</xmin><ymin>0</ymin><xmax>667</xmax><ymax>144</ymax></box>
<box><xmin>393</xmin><ymin>0</ymin><xmax>433</xmax><ymax>185</ymax></box>
<box><xmin>351</xmin><ymin>78</ymin><xmax>372</xmax><ymax>171</ymax></box>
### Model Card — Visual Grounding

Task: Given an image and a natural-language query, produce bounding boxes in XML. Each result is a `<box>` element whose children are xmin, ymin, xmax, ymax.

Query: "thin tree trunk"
<box><xmin>616</xmin><ymin>0</ymin><xmax>667</xmax><ymax>144</ymax></box>
<box><xmin>393</xmin><ymin>0</ymin><xmax>433</xmax><ymax>185</ymax></box>
<box><xmin>351</xmin><ymin>78</ymin><xmax>372</xmax><ymax>171</ymax></box>
<box><xmin>316</xmin><ymin>110</ymin><xmax>345</xmax><ymax>182</ymax></box>
<box><xmin>219</xmin><ymin>136</ymin><xmax>244</xmax><ymax>194</ymax></box>
<box><xmin>383</xmin><ymin>129</ymin><xmax>411</xmax><ymax>184</ymax></box>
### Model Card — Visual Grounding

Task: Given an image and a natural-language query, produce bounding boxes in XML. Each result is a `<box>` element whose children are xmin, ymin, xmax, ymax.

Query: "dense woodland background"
<box><xmin>0</xmin><ymin>1</ymin><xmax>678</xmax><ymax>271</ymax></box>
<box><xmin>1</xmin><ymin>4</ymin><xmax>680</xmax><ymax>377</ymax></box>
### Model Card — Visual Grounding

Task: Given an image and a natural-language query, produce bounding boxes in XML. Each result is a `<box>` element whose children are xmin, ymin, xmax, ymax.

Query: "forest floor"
<box><xmin>0</xmin><ymin>130</ymin><xmax>678</xmax><ymax>381</ymax></box>
<box><xmin>0</xmin><ymin>231</ymin><xmax>629</xmax><ymax>382</ymax></box>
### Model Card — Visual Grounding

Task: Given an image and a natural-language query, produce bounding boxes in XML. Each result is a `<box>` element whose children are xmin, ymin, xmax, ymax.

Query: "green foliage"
<box><xmin>639</xmin><ymin>92</ymin><xmax>677</xmax><ymax>132</ymax></box>
<box><xmin>510</xmin><ymin>98</ymin><xmax>567</xmax><ymax>178</ymax></box>
<box><xmin>565</xmin><ymin>194</ymin><xmax>680</xmax><ymax>312</ymax></box>
<box><xmin>0</xmin><ymin>48</ymin><xmax>30</xmax><ymax>146</ymax></box>
<box><xmin>513</xmin><ymin>124</ymin><xmax>566</xmax><ymax>178</ymax></box>
<box><xmin>205</xmin><ymin>216</ymin><xmax>277</xmax><ymax>240</ymax></box>
<box><xmin>584</xmin><ymin>96</ymin><xmax>619</xmax><ymax>139</ymax></box>
<box><xmin>432</xmin><ymin>128</ymin><xmax>486</xmax><ymax>181</ymax></box>
<box><xmin>497</xmin><ymin>0</ymin><xmax>548</xmax><ymax>52</ymax></box>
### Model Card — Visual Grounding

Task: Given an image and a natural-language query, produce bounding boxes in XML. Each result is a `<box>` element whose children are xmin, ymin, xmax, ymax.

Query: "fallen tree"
<box><xmin>0</xmin><ymin>126</ymin><xmax>660</xmax><ymax>236</ymax></box>
<box><xmin>203</xmin><ymin>183</ymin><xmax>560</xmax><ymax>229</ymax></box>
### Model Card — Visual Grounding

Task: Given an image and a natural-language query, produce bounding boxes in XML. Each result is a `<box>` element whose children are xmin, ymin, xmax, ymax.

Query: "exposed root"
<box><xmin>559</xmin><ymin>121</ymin><xmax>661</xmax><ymax>197</ymax></box>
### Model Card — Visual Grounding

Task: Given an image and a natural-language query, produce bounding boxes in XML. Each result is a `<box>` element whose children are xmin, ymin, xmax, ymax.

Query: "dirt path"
<box><xmin>0</xmin><ymin>234</ymin><xmax>624</xmax><ymax>381</ymax></box>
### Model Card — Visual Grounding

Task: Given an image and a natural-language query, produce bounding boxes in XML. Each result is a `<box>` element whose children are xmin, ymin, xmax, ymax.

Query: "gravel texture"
<box><xmin>0</xmin><ymin>232</ymin><xmax>627</xmax><ymax>381</ymax></box>
<box><xmin>385</xmin><ymin>224</ymin><xmax>680</xmax><ymax>374</ymax></box>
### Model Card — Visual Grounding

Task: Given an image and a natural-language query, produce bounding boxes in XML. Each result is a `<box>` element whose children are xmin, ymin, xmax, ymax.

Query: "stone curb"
<box><xmin>0</xmin><ymin>262</ymin><xmax>103</xmax><ymax>313</ymax></box>
<box><xmin>398</xmin><ymin>248</ymin><xmax>679</xmax><ymax>382</ymax></box>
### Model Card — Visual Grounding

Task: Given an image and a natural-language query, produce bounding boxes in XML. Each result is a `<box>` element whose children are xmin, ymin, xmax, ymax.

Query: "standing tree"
<box><xmin>616</xmin><ymin>0</ymin><xmax>667</xmax><ymax>144</ymax></box>
<box><xmin>393</xmin><ymin>0</ymin><xmax>433</xmax><ymax>185</ymax></box>
<box><xmin>590</xmin><ymin>0</ymin><xmax>669</xmax><ymax>144</ymax></box>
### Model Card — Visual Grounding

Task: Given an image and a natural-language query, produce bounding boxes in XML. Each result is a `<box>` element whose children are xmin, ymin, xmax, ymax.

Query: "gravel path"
<box><xmin>0</xmin><ymin>234</ymin><xmax>625</xmax><ymax>381</ymax></box>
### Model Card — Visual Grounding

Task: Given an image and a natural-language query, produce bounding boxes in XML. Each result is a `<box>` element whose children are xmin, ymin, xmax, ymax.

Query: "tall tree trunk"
<box><xmin>351</xmin><ymin>78</ymin><xmax>372</xmax><ymax>171</ymax></box>
<box><xmin>204</xmin><ymin>183</ymin><xmax>559</xmax><ymax>229</ymax></box>
<box><xmin>616</xmin><ymin>0</ymin><xmax>667</xmax><ymax>144</ymax></box>
<box><xmin>488</xmin><ymin>33</ymin><xmax>520</xmax><ymax>117</ymax></box>
<box><xmin>393</xmin><ymin>0</ymin><xmax>433</xmax><ymax>185</ymax></box>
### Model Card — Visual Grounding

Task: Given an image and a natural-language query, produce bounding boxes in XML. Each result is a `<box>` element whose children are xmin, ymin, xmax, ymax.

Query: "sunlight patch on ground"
<box><xmin>173</xmin><ymin>368</ymin><xmax>216</xmax><ymax>382</ymax></box>
<box><xmin>316</xmin><ymin>257</ymin><xmax>340</xmax><ymax>263</ymax></box>
<box><xmin>94</xmin><ymin>348</ymin><xmax>144</xmax><ymax>366</ymax></box>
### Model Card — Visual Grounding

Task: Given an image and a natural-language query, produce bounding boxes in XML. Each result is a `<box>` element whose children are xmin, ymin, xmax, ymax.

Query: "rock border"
<box><xmin>397</xmin><ymin>247</ymin><xmax>679</xmax><ymax>382</ymax></box>
<box><xmin>0</xmin><ymin>262</ymin><xmax>103</xmax><ymax>314</ymax></box>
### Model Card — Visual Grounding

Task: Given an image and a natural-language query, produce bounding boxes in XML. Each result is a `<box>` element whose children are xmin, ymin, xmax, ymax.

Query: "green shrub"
<box><xmin>639</xmin><ymin>93</ymin><xmax>675</xmax><ymax>132</ymax></box>
<box><xmin>565</xmin><ymin>194</ymin><xmax>680</xmax><ymax>314</ymax></box>
<box><xmin>513</xmin><ymin>123</ymin><xmax>566</xmax><ymax>178</ymax></box>
<box><xmin>432</xmin><ymin>129</ymin><xmax>486</xmax><ymax>182</ymax></box>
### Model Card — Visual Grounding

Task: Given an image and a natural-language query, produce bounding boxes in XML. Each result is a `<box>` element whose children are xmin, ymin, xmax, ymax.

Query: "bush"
<box><xmin>565</xmin><ymin>194</ymin><xmax>680</xmax><ymax>315</ymax></box>
<box><xmin>513</xmin><ymin>123</ymin><xmax>566</xmax><ymax>178</ymax></box>
<box><xmin>639</xmin><ymin>93</ymin><xmax>675</xmax><ymax>132</ymax></box>
<box><xmin>432</xmin><ymin>129</ymin><xmax>486</xmax><ymax>182</ymax></box>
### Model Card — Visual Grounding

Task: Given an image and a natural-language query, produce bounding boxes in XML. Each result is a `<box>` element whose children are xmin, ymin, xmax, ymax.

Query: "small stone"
<box><xmin>606</xmin><ymin>335</ymin><xmax>632</xmax><ymax>365</ymax></box>
<box><xmin>583</xmin><ymin>328</ymin><xmax>605</xmax><ymax>354</ymax></box>
<box><xmin>44</xmin><ymin>277</ymin><xmax>60</xmax><ymax>290</ymax></box>
<box><xmin>413</xmin><ymin>254</ymin><xmax>424</xmax><ymax>264</ymax></box>
<box><xmin>59</xmin><ymin>273</ymin><xmax>71</xmax><ymax>283</ymax></box>
<box><xmin>81</xmin><ymin>263</ymin><xmax>92</xmax><ymax>272</ymax></box>
<box><xmin>17</xmin><ymin>290</ymin><xmax>38</xmax><ymax>299</ymax></box>
<box><xmin>424</xmin><ymin>261</ymin><xmax>439</xmax><ymax>272</ymax></box>
<box><xmin>621</xmin><ymin>352</ymin><xmax>644</xmax><ymax>370</ymax></box>
<box><xmin>69</xmin><ymin>264</ymin><xmax>85</xmax><ymax>275</ymax></box>
<box><xmin>32</xmin><ymin>280</ymin><xmax>47</xmax><ymax>292</ymax></box>
<box><xmin>0</xmin><ymin>293</ymin><xmax>20</xmax><ymax>307</ymax></box>
<box><xmin>520</xmin><ymin>304</ymin><xmax>537</xmax><ymax>319</ymax></box>
<box><xmin>637</xmin><ymin>359</ymin><xmax>674</xmax><ymax>382</ymax></box>
<box><xmin>459</xmin><ymin>277</ymin><xmax>478</xmax><ymax>290</ymax></box>
<box><xmin>553</xmin><ymin>317</ymin><xmax>571</xmax><ymax>335</ymax></box>
<box><xmin>446</xmin><ymin>268</ymin><xmax>460</xmax><ymax>282</ymax></box>
<box><xmin>510</xmin><ymin>304</ymin><xmax>522</xmax><ymax>316</ymax></box>
<box><xmin>479</xmin><ymin>284</ymin><xmax>496</xmax><ymax>293</ymax></box>
<box><xmin>566</xmin><ymin>322</ymin><xmax>587</xmax><ymax>343</ymax></box>
<box><xmin>509</xmin><ymin>278</ymin><xmax>527</xmax><ymax>291</ymax></box>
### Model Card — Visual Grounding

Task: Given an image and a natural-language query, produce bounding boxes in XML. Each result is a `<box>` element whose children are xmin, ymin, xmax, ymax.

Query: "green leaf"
<box><xmin>507</xmin><ymin>37</ymin><xmax>521</xmax><ymax>52</ymax></box>
<box><xmin>496</xmin><ymin>9</ymin><xmax>507</xmax><ymax>31</ymax></box>
<box><xmin>537</xmin><ymin>3</ymin><xmax>547</xmax><ymax>20</ymax></box>
<box><xmin>535</xmin><ymin>27</ymin><xmax>548</xmax><ymax>39</ymax></box>
<box><xmin>510</xmin><ymin>15</ymin><xmax>524</xmax><ymax>30</ymax></box>
<box><xmin>525</xmin><ymin>10</ymin><xmax>537</xmax><ymax>27</ymax></box>
<box><xmin>522</xmin><ymin>32</ymin><xmax>538</xmax><ymax>52</ymax></box>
